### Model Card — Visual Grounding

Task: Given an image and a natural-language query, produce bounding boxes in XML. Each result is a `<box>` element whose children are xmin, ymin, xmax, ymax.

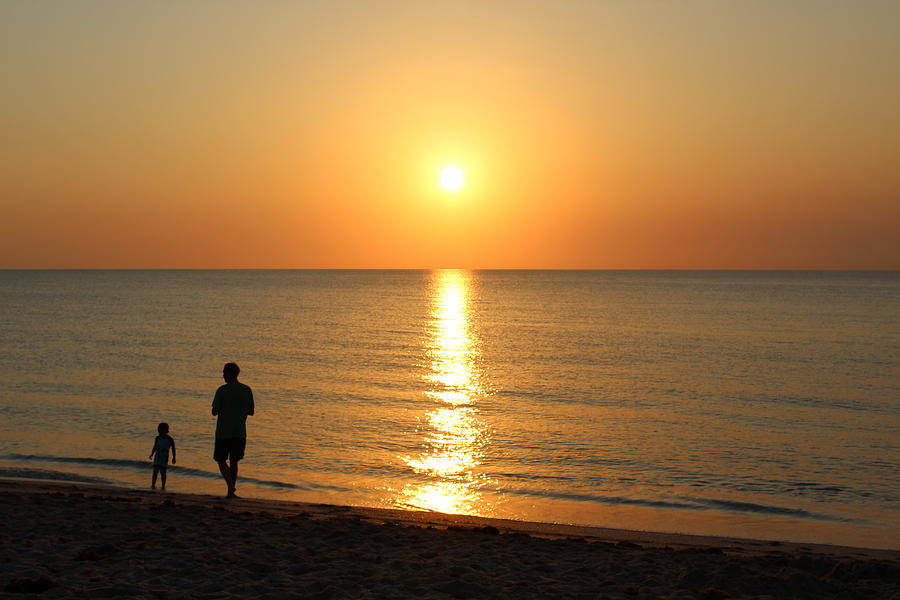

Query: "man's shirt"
<box><xmin>212</xmin><ymin>381</ymin><xmax>254</xmax><ymax>439</ymax></box>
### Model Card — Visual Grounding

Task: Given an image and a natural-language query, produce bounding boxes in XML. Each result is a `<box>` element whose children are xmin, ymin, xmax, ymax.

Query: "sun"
<box><xmin>438</xmin><ymin>164</ymin><xmax>465</xmax><ymax>192</ymax></box>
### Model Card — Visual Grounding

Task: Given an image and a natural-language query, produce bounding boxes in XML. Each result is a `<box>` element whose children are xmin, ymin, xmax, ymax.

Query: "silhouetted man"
<box><xmin>212</xmin><ymin>362</ymin><xmax>254</xmax><ymax>498</ymax></box>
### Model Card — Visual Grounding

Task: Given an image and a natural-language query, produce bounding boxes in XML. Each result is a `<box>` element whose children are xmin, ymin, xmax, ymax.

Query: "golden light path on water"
<box><xmin>399</xmin><ymin>270</ymin><xmax>490</xmax><ymax>515</ymax></box>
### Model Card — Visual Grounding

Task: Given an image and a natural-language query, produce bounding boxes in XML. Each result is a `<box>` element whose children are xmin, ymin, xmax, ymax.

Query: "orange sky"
<box><xmin>2</xmin><ymin>2</ymin><xmax>898</xmax><ymax>268</ymax></box>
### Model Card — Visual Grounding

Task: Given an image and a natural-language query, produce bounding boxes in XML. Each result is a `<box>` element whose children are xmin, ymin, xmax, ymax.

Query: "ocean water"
<box><xmin>0</xmin><ymin>270</ymin><xmax>897</xmax><ymax>549</ymax></box>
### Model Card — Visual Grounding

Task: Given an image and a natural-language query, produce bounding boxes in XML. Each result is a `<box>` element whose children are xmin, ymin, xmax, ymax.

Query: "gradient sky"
<box><xmin>2</xmin><ymin>1</ymin><xmax>898</xmax><ymax>268</ymax></box>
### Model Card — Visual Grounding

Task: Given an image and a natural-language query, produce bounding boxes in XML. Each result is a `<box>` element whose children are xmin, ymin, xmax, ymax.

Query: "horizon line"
<box><xmin>2</xmin><ymin>267</ymin><xmax>898</xmax><ymax>272</ymax></box>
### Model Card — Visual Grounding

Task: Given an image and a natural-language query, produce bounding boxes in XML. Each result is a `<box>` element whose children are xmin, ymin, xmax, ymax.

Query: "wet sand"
<box><xmin>1</xmin><ymin>479</ymin><xmax>897</xmax><ymax>599</ymax></box>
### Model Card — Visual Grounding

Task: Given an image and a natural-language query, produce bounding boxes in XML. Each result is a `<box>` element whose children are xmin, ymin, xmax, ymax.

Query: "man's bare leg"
<box><xmin>228</xmin><ymin>460</ymin><xmax>239</xmax><ymax>497</ymax></box>
<box><xmin>217</xmin><ymin>459</ymin><xmax>234</xmax><ymax>497</ymax></box>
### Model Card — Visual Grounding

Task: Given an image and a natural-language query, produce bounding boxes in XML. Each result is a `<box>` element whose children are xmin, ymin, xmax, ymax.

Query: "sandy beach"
<box><xmin>1</xmin><ymin>479</ymin><xmax>897</xmax><ymax>599</ymax></box>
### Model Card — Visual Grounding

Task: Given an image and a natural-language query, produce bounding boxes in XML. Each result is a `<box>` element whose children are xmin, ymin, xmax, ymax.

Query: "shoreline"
<box><xmin>3</xmin><ymin>460</ymin><xmax>895</xmax><ymax>552</ymax></box>
<box><xmin>2</xmin><ymin>478</ymin><xmax>898</xmax><ymax>599</ymax></box>
<box><xmin>2</xmin><ymin>477</ymin><xmax>897</xmax><ymax>560</ymax></box>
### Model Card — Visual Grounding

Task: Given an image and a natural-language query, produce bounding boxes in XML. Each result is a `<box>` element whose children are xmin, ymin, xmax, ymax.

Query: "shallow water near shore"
<box><xmin>1</xmin><ymin>269</ymin><xmax>898</xmax><ymax>549</ymax></box>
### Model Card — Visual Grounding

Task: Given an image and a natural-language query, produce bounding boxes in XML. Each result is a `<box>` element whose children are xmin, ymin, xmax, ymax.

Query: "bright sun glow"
<box><xmin>439</xmin><ymin>165</ymin><xmax>465</xmax><ymax>192</ymax></box>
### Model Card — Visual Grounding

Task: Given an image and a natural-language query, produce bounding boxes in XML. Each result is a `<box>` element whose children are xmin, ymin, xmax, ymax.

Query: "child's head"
<box><xmin>157</xmin><ymin>422</ymin><xmax>169</xmax><ymax>435</ymax></box>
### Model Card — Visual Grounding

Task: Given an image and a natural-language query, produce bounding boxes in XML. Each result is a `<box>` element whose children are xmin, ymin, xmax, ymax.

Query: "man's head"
<box><xmin>223</xmin><ymin>362</ymin><xmax>240</xmax><ymax>382</ymax></box>
<box><xmin>157</xmin><ymin>422</ymin><xmax>169</xmax><ymax>435</ymax></box>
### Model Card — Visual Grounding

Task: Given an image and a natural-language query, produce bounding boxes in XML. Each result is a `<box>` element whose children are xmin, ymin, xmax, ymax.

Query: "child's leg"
<box><xmin>160</xmin><ymin>467</ymin><xmax>167</xmax><ymax>490</ymax></box>
<box><xmin>151</xmin><ymin>466</ymin><xmax>159</xmax><ymax>489</ymax></box>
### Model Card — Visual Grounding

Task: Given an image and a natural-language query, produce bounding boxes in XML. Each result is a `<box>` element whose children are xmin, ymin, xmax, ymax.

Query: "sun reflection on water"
<box><xmin>399</xmin><ymin>270</ymin><xmax>490</xmax><ymax>515</ymax></box>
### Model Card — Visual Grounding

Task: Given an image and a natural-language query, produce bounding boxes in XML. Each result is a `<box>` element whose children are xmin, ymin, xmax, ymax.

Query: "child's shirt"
<box><xmin>152</xmin><ymin>435</ymin><xmax>174</xmax><ymax>467</ymax></box>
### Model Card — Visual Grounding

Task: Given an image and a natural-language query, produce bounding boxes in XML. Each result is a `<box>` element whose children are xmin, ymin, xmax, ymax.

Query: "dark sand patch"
<box><xmin>1</xmin><ymin>479</ymin><xmax>897</xmax><ymax>599</ymax></box>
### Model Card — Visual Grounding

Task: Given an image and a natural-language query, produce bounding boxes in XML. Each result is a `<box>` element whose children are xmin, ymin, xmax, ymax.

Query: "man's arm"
<box><xmin>212</xmin><ymin>387</ymin><xmax>221</xmax><ymax>416</ymax></box>
<box><xmin>171</xmin><ymin>439</ymin><xmax>176</xmax><ymax>464</ymax></box>
<box><xmin>248</xmin><ymin>389</ymin><xmax>255</xmax><ymax>416</ymax></box>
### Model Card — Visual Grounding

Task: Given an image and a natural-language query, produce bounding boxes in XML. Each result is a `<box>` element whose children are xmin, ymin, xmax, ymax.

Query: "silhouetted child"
<box><xmin>149</xmin><ymin>422</ymin><xmax>176</xmax><ymax>490</ymax></box>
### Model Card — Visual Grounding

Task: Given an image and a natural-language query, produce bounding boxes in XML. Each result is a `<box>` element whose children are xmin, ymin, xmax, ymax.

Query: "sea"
<box><xmin>0</xmin><ymin>270</ymin><xmax>897</xmax><ymax>549</ymax></box>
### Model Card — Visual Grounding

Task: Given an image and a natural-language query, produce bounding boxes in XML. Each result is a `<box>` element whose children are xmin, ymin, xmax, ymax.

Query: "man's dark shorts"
<box><xmin>214</xmin><ymin>437</ymin><xmax>246</xmax><ymax>463</ymax></box>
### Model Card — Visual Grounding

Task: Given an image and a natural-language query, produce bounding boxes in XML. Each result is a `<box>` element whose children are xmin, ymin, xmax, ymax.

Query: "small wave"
<box><xmin>2</xmin><ymin>454</ymin><xmax>350</xmax><ymax>494</ymax></box>
<box><xmin>0</xmin><ymin>467</ymin><xmax>114</xmax><ymax>485</ymax></box>
<box><xmin>680</xmin><ymin>496</ymin><xmax>859</xmax><ymax>522</ymax></box>
<box><xmin>493</xmin><ymin>487</ymin><xmax>703</xmax><ymax>511</ymax></box>
<box><xmin>492</xmin><ymin>486</ymin><xmax>863</xmax><ymax>523</ymax></box>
